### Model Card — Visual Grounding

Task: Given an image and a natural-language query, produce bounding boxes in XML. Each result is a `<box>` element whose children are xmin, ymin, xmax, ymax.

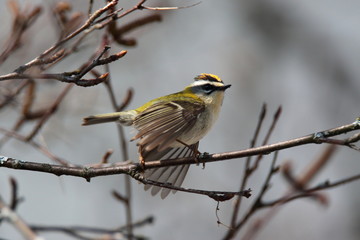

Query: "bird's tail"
<box><xmin>82</xmin><ymin>111</ymin><xmax>136</xmax><ymax>126</ymax></box>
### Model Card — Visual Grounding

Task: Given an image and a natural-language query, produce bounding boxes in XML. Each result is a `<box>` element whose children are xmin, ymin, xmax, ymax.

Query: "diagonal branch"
<box><xmin>230</xmin><ymin>103</ymin><xmax>267</xmax><ymax>228</ymax></box>
<box><xmin>261</xmin><ymin>171</ymin><xmax>360</xmax><ymax>208</ymax></box>
<box><xmin>0</xmin><ymin>48</ymin><xmax>127</xmax><ymax>87</ymax></box>
<box><xmin>0</xmin><ymin>2</ymin><xmax>42</xmax><ymax>65</ymax></box>
<box><xmin>0</xmin><ymin>191</ymin><xmax>40</xmax><ymax>240</ymax></box>
<box><xmin>12</xmin><ymin>0</ymin><xmax>119</xmax><ymax>74</ymax></box>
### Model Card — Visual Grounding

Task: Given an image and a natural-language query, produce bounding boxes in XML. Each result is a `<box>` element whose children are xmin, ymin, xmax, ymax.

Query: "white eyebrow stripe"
<box><xmin>190</xmin><ymin>80</ymin><xmax>224</xmax><ymax>87</ymax></box>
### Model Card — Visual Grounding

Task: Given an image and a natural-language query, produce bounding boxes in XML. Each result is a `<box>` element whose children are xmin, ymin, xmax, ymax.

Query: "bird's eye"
<box><xmin>201</xmin><ymin>84</ymin><xmax>214</xmax><ymax>94</ymax></box>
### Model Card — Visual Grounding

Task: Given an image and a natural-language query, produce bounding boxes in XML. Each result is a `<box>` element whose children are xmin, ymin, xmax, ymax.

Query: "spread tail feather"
<box><xmin>143</xmin><ymin>142</ymin><xmax>199</xmax><ymax>199</ymax></box>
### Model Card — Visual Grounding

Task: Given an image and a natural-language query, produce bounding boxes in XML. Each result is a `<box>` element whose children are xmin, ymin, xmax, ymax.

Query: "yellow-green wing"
<box><xmin>132</xmin><ymin>100</ymin><xmax>204</xmax><ymax>198</ymax></box>
<box><xmin>132</xmin><ymin>100</ymin><xmax>205</xmax><ymax>152</ymax></box>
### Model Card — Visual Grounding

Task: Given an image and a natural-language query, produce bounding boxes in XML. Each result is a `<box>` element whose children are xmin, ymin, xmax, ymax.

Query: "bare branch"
<box><xmin>250</xmin><ymin>106</ymin><xmax>282</xmax><ymax>172</ymax></box>
<box><xmin>262</xmin><ymin>171</ymin><xmax>360</xmax><ymax>208</ymax></box>
<box><xmin>0</xmin><ymin>187</ymin><xmax>40</xmax><ymax>240</ymax></box>
<box><xmin>8</xmin><ymin>177</ymin><xmax>21</xmax><ymax>211</ymax></box>
<box><xmin>12</xmin><ymin>0</ymin><xmax>119</xmax><ymax>73</ymax></box>
<box><xmin>0</xmin><ymin>48</ymin><xmax>127</xmax><ymax>87</ymax></box>
<box><xmin>26</xmin><ymin>84</ymin><xmax>72</xmax><ymax>141</ymax></box>
<box><xmin>230</xmin><ymin>103</ymin><xmax>267</xmax><ymax>228</ymax></box>
<box><xmin>240</xmin><ymin>145</ymin><xmax>337</xmax><ymax>240</ymax></box>
<box><xmin>0</xmin><ymin>2</ymin><xmax>42</xmax><ymax>65</ymax></box>
<box><xmin>0</xmin><ymin>128</ymin><xmax>73</xmax><ymax>166</ymax></box>
<box><xmin>109</xmin><ymin>14</ymin><xmax>162</xmax><ymax>46</ymax></box>
<box><xmin>29</xmin><ymin>216</ymin><xmax>153</xmax><ymax>240</ymax></box>
<box><xmin>0</xmin><ymin>79</ymin><xmax>30</xmax><ymax>109</ymax></box>
<box><xmin>141</xmin><ymin>2</ymin><xmax>202</xmax><ymax>11</ymax></box>
<box><xmin>101</xmin><ymin>149</ymin><xmax>114</xmax><ymax>164</ymax></box>
<box><xmin>1</xmin><ymin>120</ymin><xmax>359</xmax><ymax>176</ymax></box>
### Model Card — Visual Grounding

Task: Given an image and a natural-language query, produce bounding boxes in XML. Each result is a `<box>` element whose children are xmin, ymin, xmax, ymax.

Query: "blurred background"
<box><xmin>1</xmin><ymin>0</ymin><xmax>360</xmax><ymax>239</ymax></box>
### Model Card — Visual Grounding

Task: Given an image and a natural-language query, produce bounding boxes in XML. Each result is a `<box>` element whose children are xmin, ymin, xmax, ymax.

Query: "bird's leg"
<box><xmin>198</xmin><ymin>151</ymin><xmax>210</xmax><ymax>169</ymax></box>
<box><xmin>176</xmin><ymin>139</ymin><xmax>201</xmax><ymax>156</ymax></box>
<box><xmin>138</xmin><ymin>146</ymin><xmax>146</xmax><ymax>170</ymax></box>
<box><xmin>176</xmin><ymin>140</ymin><xmax>203</xmax><ymax>166</ymax></box>
<box><xmin>192</xmin><ymin>142</ymin><xmax>205</xmax><ymax>168</ymax></box>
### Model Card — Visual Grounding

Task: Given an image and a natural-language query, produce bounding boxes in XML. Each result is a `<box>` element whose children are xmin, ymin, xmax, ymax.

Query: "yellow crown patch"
<box><xmin>194</xmin><ymin>73</ymin><xmax>223</xmax><ymax>83</ymax></box>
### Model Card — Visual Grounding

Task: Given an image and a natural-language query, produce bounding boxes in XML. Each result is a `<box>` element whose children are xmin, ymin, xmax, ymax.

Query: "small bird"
<box><xmin>82</xmin><ymin>73</ymin><xmax>231</xmax><ymax>198</ymax></box>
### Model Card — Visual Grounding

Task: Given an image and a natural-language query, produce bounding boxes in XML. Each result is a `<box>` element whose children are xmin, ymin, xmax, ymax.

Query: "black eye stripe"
<box><xmin>200</xmin><ymin>83</ymin><xmax>224</xmax><ymax>94</ymax></box>
<box><xmin>202</xmin><ymin>84</ymin><xmax>215</xmax><ymax>91</ymax></box>
<box><xmin>190</xmin><ymin>83</ymin><xmax>225</xmax><ymax>95</ymax></box>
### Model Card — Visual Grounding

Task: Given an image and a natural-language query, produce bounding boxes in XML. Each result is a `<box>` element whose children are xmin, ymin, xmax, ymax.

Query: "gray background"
<box><xmin>1</xmin><ymin>0</ymin><xmax>360</xmax><ymax>239</ymax></box>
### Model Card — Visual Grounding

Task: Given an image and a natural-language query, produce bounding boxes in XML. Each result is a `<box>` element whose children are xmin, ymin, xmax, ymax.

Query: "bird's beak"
<box><xmin>221</xmin><ymin>84</ymin><xmax>231</xmax><ymax>91</ymax></box>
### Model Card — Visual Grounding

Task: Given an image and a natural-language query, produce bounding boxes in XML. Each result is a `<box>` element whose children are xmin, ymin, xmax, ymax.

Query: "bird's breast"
<box><xmin>173</xmin><ymin>95</ymin><xmax>224</xmax><ymax>147</ymax></box>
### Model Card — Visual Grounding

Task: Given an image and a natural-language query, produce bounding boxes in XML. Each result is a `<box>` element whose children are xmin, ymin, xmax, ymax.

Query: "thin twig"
<box><xmin>0</xmin><ymin>2</ymin><xmax>42</xmax><ymax>65</ymax></box>
<box><xmin>241</xmin><ymin>145</ymin><xmax>337</xmax><ymax>240</ymax></box>
<box><xmin>249</xmin><ymin>106</ymin><xmax>282</xmax><ymax>172</ymax></box>
<box><xmin>224</xmin><ymin>153</ymin><xmax>279</xmax><ymax>240</ymax></box>
<box><xmin>25</xmin><ymin>84</ymin><xmax>73</xmax><ymax>141</ymax></box>
<box><xmin>117</xmin><ymin>88</ymin><xmax>133</xmax><ymax>112</ymax></box>
<box><xmin>261</xmin><ymin>172</ymin><xmax>360</xmax><ymax>207</ymax></box>
<box><xmin>0</xmin><ymin>49</ymin><xmax>126</xmax><ymax>87</ymax></box>
<box><xmin>227</xmin><ymin>106</ymin><xmax>281</xmax><ymax>234</ymax></box>
<box><xmin>138</xmin><ymin>176</ymin><xmax>252</xmax><ymax>201</ymax></box>
<box><xmin>101</xmin><ymin>36</ymin><xmax>134</xmax><ymax>239</ymax></box>
<box><xmin>30</xmin><ymin>216</ymin><xmax>153</xmax><ymax>240</ymax></box>
<box><xmin>141</xmin><ymin>1</ymin><xmax>201</xmax><ymax>10</ymax></box>
<box><xmin>9</xmin><ymin>177</ymin><xmax>20</xmax><ymax>210</ymax></box>
<box><xmin>0</xmin><ymin>195</ymin><xmax>40</xmax><ymax>240</ymax></box>
<box><xmin>0</xmin><ymin>128</ymin><xmax>73</xmax><ymax>166</ymax></box>
<box><xmin>12</xmin><ymin>0</ymin><xmax>119</xmax><ymax>74</ymax></box>
<box><xmin>112</xmin><ymin>190</ymin><xmax>129</xmax><ymax>204</ymax></box>
<box><xmin>101</xmin><ymin>149</ymin><xmax>114</xmax><ymax>164</ymax></box>
<box><xmin>0</xmin><ymin>80</ymin><xmax>30</xmax><ymax>110</ymax></box>
<box><xmin>230</xmin><ymin>103</ymin><xmax>267</xmax><ymax>228</ymax></box>
<box><xmin>109</xmin><ymin>14</ymin><xmax>161</xmax><ymax>46</ymax></box>
<box><xmin>88</xmin><ymin>0</ymin><xmax>94</xmax><ymax>16</ymax></box>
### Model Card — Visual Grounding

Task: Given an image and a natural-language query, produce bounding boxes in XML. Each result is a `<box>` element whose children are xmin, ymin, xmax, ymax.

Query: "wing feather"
<box><xmin>133</xmin><ymin>101</ymin><xmax>204</xmax><ymax>152</ymax></box>
<box><xmin>132</xmin><ymin>100</ymin><xmax>203</xmax><ymax>198</ymax></box>
<box><xmin>137</xmin><ymin>118</ymin><xmax>185</xmax><ymax>150</ymax></box>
